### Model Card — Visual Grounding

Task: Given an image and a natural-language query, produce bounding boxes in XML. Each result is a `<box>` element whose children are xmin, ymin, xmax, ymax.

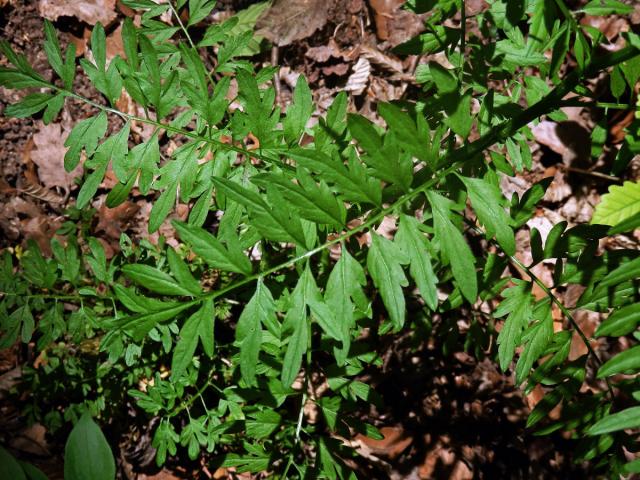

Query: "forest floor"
<box><xmin>1</xmin><ymin>0</ymin><xmax>639</xmax><ymax>478</ymax></box>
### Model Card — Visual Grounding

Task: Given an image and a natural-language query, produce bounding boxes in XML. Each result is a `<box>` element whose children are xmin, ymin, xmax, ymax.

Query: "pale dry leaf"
<box><xmin>359</xmin><ymin>44</ymin><xmax>404</xmax><ymax>74</ymax></box>
<box><xmin>344</xmin><ymin>57</ymin><xmax>371</xmax><ymax>95</ymax></box>
<box><xmin>106</xmin><ymin>24</ymin><xmax>125</xmax><ymax>63</ymax></box>
<box><xmin>305</xmin><ymin>39</ymin><xmax>349</xmax><ymax>63</ymax></box>
<box><xmin>256</xmin><ymin>0</ymin><xmax>329</xmax><ymax>46</ymax></box>
<box><xmin>30</xmin><ymin>122</ymin><xmax>82</xmax><ymax>191</ymax></box>
<box><xmin>38</xmin><ymin>0</ymin><xmax>117</xmax><ymax>26</ymax></box>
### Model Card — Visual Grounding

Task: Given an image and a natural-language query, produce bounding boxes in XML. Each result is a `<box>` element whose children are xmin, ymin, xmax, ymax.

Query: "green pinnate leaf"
<box><xmin>495</xmin><ymin>281</ymin><xmax>534</xmax><ymax>371</ymax></box>
<box><xmin>367</xmin><ymin>232</ymin><xmax>409</xmax><ymax>331</ymax></box>
<box><xmin>588</xmin><ymin>407</ymin><xmax>640</xmax><ymax>435</ymax></box>
<box><xmin>427</xmin><ymin>191</ymin><xmax>477</xmax><ymax>303</ymax></box>
<box><xmin>597</xmin><ymin>345</ymin><xmax>640</xmax><ymax>378</ymax></box>
<box><xmin>237</xmin><ymin>280</ymin><xmax>277</xmax><ymax>386</ymax></box>
<box><xmin>122</xmin><ymin>264</ymin><xmax>197</xmax><ymax>296</ymax></box>
<box><xmin>64</xmin><ymin>112</ymin><xmax>108</xmax><ymax>171</ymax></box>
<box><xmin>283</xmin><ymin>75</ymin><xmax>313</xmax><ymax>143</ymax></box>
<box><xmin>4</xmin><ymin>93</ymin><xmax>53</xmax><ymax>118</ymax></box>
<box><xmin>172</xmin><ymin>220</ymin><xmax>252</xmax><ymax>275</ymax></box>
<box><xmin>395</xmin><ymin>215</ymin><xmax>438</xmax><ymax>311</ymax></box>
<box><xmin>460</xmin><ymin>174</ymin><xmax>516</xmax><ymax>256</ymax></box>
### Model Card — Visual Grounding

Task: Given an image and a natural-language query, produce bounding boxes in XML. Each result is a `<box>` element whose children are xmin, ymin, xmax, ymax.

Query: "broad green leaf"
<box><xmin>588</xmin><ymin>407</ymin><xmax>640</xmax><ymax>435</ymax></box>
<box><xmin>592</xmin><ymin>181</ymin><xmax>640</xmax><ymax>226</ymax></box>
<box><xmin>348</xmin><ymin>114</ymin><xmax>413</xmax><ymax>190</ymax></box>
<box><xmin>595</xmin><ymin>303</ymin><xmax>640</xmax><ymax>337</ymax></box>
<box><xmin>598</xmin><ymin>256</ymin><xmax>640</xmax><ymax>289</ymax></box>
<box><xmin>281</xmin><ymin>272</ymin><xmax>311</xmax><ymax>387</ymax></box>
<box><xmin>427</xmin><ymin>191</ymin><xmax>477</xmax><ymax>303</ymax></box>
<box><xmin>252</xmin><ymin>170</ymin><xmax>346</xmax><ymax>228</ymax></box>
<box><xmin>167</xmin><ymin>248</ymin><xmax>202</xmax><ymax>295</ymax></box>
<box><xmin>445</xmin><ymin>90</ymin><xmax>472</xmax><ymax>139</ymax></box>
<box><xmin>236</xmin><ymin>280</ymin><xmax>276</xmax><ymax>386</ymax></box>
<box><xmin>428</xmin><ymin>61</ymin><xmax>458</xmax><ymax>94</ymax></box>
<box><xmin>198</xmin><ymin>298</ymin><xmax>215</xmax><ymax>357</ymax></box>
<box><xmin>115</xmin><ymin>302</ymin><xmax>194</xmax><ymax>340</ymax></box>
<box><xmin>393</xmin><ymin>25</ymin><xmax>459</xmax><ymax>55</ymax></box>
<box><xmin>495</xmin><ymin>281</ymin><xmax>534</xmax><ymax>371</ymax></box>
<box><xmin>122</xmin><ymin>264</ymin><xmax>196</xmax><ymax>296</ymax></box>
<box><xmin>581</xmin><ymin>0</ymin><xmax>633</xmax><ymax>15</ymax></box>
<box><xmin>515</xmin><ymin>302</ymin><xmax>553</xmax><ymax>384</ymax></box>
<box><xmin>460</xmin><ymin>175</ymin><xmax>516</xmax><ymax>255</ymax></box>
<box><xmin>77</xmin><ymin>123</ymin><xmax>130</xmax><ymax>209</ymax></box>
<box><xmin>608</xmin><ymin>211</ymin><xmax>640</xmax><ymax>235</ymax></box>
<box><xmin>171</xmin><ymin>305</ymin><xmax>202</xmax><ymax>379</ymax></box>
<box><xmin>64</xmin><ymin>112</ymin><xmax>108</xmax><ymax>171</ymax></box>
<box><xmin>325</xmin><ymin>247</ymin><xmax>368</xmax><ymax>362</ymax></box>
<box><xmin>0</xmin><ymin>446</ymin><xmax>27</xmax><ymax>480</ymax></box>
<box><xmin>5</xmin><ymin>93</ymin><xmax>52</xmax><ymax>118</ymax></box>
<box><xmin>367</xmin><ymin>232</ymin><xmax>409</xmax><ymax>331</ymax></box>
<box><xmin>283</xmin><ymin>75</ymin><xmax>313</xmax><ymax>142</ymax></box>
<box><xmin>188</xmin><ymin>0</ymin><xmax>216</xmax><ymax>26</ymax></box>
<box><xmin>246</xmin><ymin>411</ymin><xmax>281</xmax><ymax>439</ymax></box>
<box><xmin>19</xmin><ymin>462</ymin><xmax>48</xmax><ymax>480</ymax></box>
<box><xmin>42</xmin><ymin>25</ymin><xmax>61</xmax><ymax>73</ymax></box>
<box><xmin>378</xmin><ymin>102</ymin><xmax>430</xmax><ymax>161</ymax></box>
<box><xmin>395</xmin><ymin>215</ymin><xmax>438</xmax><ymax>310</ymax></box>
<box><xmin>597</xmin><ymin>345</ymin><xmax>640</xmax><ymax>378</ymax></box>
<box><xmin>148</xmin><ymin>182</ymin><xmax>177</xmax><ymax>234</ymax></box>
<box><xmin>64</xmin><ymin>413</ymin><xmax>116</xmax><ymax>480</ymax></box>
<box><xmin>121</xmin><ymin>18</ymin><xmax>139</xmax><ymax>69</ymax></box>
<box><xmin>303</xmin><ymin>267</ymin><xmax>342</xmax><ymax>342</ymax></box>
<box><xmin>213</xmin><ymin>177</ymin><xmax>308</xmax><ymax>247</ymax></box>
<box><xmin>172</xmin><ymin>220</ymin><xmax>252</xmax><ymax>275</ymax></box>
<box><xmin>290</xmin><ymin>148</ymin><xmax>382</xmax><ymax>206</ymax></box>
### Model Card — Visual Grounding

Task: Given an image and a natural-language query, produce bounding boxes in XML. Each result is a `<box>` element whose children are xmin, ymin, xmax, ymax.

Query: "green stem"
<box><xmin>166</xmin><ymin>0</ymin><xmax>217</xmax><ymax>89</ymax></box>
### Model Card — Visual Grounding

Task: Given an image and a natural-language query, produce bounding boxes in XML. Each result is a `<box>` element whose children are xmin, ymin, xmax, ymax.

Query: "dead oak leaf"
<box><xmin>256</xmin><ymin>0</ymin><xmax>329</xmax><ymax>46</ymax></box>
<box><xmin>39</xmin><ymin>0</ymin><xmax>117</xmax><ymax>26</ymax></box>
<box><xmin>30</xmin><ymin>122</ymin><xmax>82</xmax><ymax>192</ymax></box>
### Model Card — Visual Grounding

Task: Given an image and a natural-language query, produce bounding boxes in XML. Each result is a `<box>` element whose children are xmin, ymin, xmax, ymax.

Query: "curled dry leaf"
<box><xmin>359</xmin><ymin>44</ymin><xmax>404</xmax><ymax>74</ymax></box>
<box><xmin>344</xmin><ymin>57</ymin><xmax>371</xmax><ymax>95</ymax></box>
<box><xmin>256</xmin><ymin>0</ymin><xmax>329</xmax><ymax>46</ymax></box>
<box><xmin>30</xmin><ymin>122</ymin><xmax>82</xmax><ymax>191</ymax></box>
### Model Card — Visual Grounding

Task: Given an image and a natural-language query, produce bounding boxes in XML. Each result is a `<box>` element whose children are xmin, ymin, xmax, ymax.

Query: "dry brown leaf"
<box><xmin>38</xmin><ymin>0</ymin><xmax>117</xmax><ymax>26</ymax></box>
<box><xmin>369</xmin><ymin>0</ymin><xmax>405</xmax><ymax>40</ymax></box>
<box><xmin>359</xmin><ymin>44</ymin><xmax>404</xmax><ymax>74</ymax></box>
<box><xmin>356</xmin><ymin>425</ymin><xmax>413</xmax><ymax>459</ymax></box>
<box><xmin>95</xmin><ymin>201</ymin><xmax>140</xmax><ymax>241</ymax></box>
<box><xmin>30</xmin><ymin>122</ymin><xmax>82</xmax><ymax>191</ymax></box>
<box><xmin>21</xmin><ymin>216</ymin><xmax>61</xmax><ymax>256</ymax></box>
<box><xmin>106</xmin><ymin>24</ymin><xmax>125</xmax><ymax>62</ymax></box>
<box><xmin>256</xmin><ymin>0</ymin><xmax>329</xmax><ymax>46</ymax></box>
<box><xmin>306</xmin><ymin>39</ymin><xmax>350</xmax><ymax>63</ymax></box>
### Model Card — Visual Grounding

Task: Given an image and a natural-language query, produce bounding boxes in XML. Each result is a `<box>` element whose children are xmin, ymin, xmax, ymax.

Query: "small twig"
<box><xmin>557</xmin><ymin>164</ymin><xmax>622</xmax><ymax>183</ymax></box>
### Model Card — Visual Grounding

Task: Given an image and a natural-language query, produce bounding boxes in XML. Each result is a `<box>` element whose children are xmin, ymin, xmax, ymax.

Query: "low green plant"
<box><xmin>1</xmin><ymin>0</ymin><xmax>639</xmax><ymax>477</ymax></box>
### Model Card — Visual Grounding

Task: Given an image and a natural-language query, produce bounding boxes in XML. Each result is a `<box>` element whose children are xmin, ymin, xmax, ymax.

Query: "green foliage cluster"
<box><xmin>1</xmin><ymin>0</ymin><xmax>640</xmax><ymax>477</ymax></box>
